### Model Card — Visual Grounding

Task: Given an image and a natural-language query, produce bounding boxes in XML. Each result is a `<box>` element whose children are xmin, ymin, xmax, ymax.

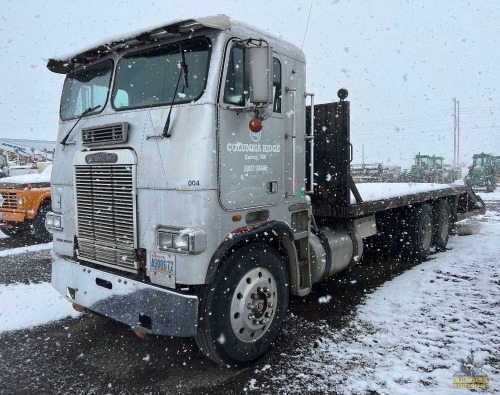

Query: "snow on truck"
<box><xmin>46</xmin><ymin>15</ymin><xmax>485</xmax><ymax>367</ymax></box>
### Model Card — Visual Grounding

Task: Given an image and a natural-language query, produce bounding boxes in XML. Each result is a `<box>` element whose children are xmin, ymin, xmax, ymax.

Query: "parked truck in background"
<box><xmin>46</xmin><ymin>15</ymin><xmax>485</xmax><ymax>367</ymax></box>
<box><xmin>0</xmin><ymin>165</ymin><xmax>52</xmax><ymax>242</ymax></box>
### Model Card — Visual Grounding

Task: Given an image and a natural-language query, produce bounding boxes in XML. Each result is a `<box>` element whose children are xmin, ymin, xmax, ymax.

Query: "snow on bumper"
<box><xmin>51</xmin><ymin>252</ymin><xmax>199</xmax><ymax>337</ymax></box>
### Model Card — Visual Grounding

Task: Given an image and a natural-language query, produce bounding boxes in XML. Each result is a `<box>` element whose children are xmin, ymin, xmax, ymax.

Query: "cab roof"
<box><xmin>47</xmin><ymin>14</ymin><xmax>304</xmax><ymax>75</ymax></box>
<box><xmin>47</xmin><ymin>15</ymin><xmax>231</xmax><ymax>74</ymax></box>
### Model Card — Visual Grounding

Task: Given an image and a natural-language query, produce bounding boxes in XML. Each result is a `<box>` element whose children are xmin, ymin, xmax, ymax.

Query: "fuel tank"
<box><xmin>309</xmin><ymin>228</ymin><xmax>363</xmax><ymax>284</ymax></box>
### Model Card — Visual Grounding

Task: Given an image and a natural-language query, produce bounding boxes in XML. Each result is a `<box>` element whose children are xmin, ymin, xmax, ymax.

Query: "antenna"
<box><xmin>300</xmin><ymin>3</ymin><xmax>313</xmax><ymax>53</ymax></box>
<box><xmin>289</xmin><ymin>3</ymin><xmax>312</xmax><ymax>90</ymax></box>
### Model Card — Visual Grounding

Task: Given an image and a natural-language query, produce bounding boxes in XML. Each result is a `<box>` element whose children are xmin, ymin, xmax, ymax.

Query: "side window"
<box><xmin>224</xmin><ymin>47</ymin><xmax>247</xmax><ymax>106</ymax></box>
<box><xmin>273</xmin><ymin>58</ymin><xmax>282</xmax><ymax>113</ymax></box>
<box><xmin>224</xmin><ymin>46</ymin><xmax>281</xmax><ymax>113</ymax></box>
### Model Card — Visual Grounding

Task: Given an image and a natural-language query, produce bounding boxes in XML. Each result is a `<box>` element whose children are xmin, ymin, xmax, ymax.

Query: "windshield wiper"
<box><xmin>180</xmin><ymin>45</ymin><xmax>189</xmax><ymax>90</ymax></box>
<box><xmin>162</xmin><ymin>45</ymin><xmax>189</xmax><ymax>138</ymax></box>
<box><xmin>60</xmin><ymin>105</ymin><xmax>101</xmax><ymax>146</ymax></box>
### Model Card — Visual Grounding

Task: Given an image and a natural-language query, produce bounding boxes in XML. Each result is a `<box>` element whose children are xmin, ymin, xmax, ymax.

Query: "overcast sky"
<box><xmin>1</xmin><ymin>0</ymin><xmax>499</xmax><ymax>168</ymax></box>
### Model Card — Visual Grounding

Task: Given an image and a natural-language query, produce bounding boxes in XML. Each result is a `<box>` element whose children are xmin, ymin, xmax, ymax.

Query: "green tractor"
<box><xmin>465</xmin><ymin>153</ymin><xmax>497</xmax><ymax>192</ymax></box>
<box><xmin>410</xmin><ymin>154</ymin><xmax>452</xmax><ymax>183</ymax></box>
<box><xmin>410</xmin><ymin>154</ymin><xmax>432</xmax><ymax>182</ymax></box>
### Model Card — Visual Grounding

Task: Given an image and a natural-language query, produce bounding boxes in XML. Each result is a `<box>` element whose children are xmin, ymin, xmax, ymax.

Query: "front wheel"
<box><xmin>486</xmin><ymin>178</ymin><xmax>496</xmax><ymax>193</ymax></box>
<box><xmin>1</xmin><ymin>223</ymin><xmax>28</xmax><ymax>238</ymax></box>
<box><xmin>32</xmin><ymin>201</ymin><xmax>52</xmax><ymax>243</ymax></box>
<box><xmin>195</xmin><ymin>243</ymin><xmax>289</xmax><ymax>367</ymax></box>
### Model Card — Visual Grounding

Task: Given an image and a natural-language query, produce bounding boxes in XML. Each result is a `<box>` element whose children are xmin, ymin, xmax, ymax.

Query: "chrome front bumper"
<box><xmin>51</xmin><ymin>253</ymin><xmax>199</xmax><ymax>337</ymax></box>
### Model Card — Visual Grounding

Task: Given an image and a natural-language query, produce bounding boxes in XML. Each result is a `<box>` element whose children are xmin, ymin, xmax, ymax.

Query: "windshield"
<box><xmin>112</xmin><ymin>38</ymin><xmax>211</xmax><ymax>110</ymax></box>
<box><xmin>60</xmin><ymin>60</ymin><xmax>112</xmax><ymax>121</ymax></box>
<box><xmin>417</xmin><ymin>156</ymin><xmax>431</xmax><ymax>165</ymax></box>
<box><xmin>474</xmin><ymin>156</ymin><xmax>490</xmax><ymax>166</ymax></box>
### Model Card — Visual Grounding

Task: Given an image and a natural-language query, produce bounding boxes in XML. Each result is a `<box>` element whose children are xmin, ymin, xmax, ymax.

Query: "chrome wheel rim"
<box><xmin>230</xmin><ymin>267</ymin><xmax>277</xmax><ymax>342</ymax></box>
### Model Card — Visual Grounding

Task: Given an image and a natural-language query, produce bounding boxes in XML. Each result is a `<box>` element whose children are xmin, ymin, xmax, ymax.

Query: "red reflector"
<box><xmin>133</xmin><ymin>329</ymin><xmax>146</xmax><ymax>339</ymax></box>
<box><xmin>72</xmin><ymin>304</ymin><xmax>85</xmax><ymax>313</ymax></box>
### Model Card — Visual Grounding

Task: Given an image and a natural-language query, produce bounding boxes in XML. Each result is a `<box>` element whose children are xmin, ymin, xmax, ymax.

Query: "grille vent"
<box><xmin>82</xmin><ymin>122</ymin><xmax>129</xmax><ymax>146</ymax></box>
<box><xmin>0</xmin><ymin>192</ymin><xmax>18</xmax><ymax>209</ymax></box>
<box><xmin>75</xmin><ymin>164</ymin><xmax>137</xmax><ymax>271</ymax></box>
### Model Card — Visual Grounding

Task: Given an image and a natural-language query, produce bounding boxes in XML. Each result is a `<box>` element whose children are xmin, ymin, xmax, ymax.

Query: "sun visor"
<box><xmin>47</xmin><ymin>14</ymin><xmax>231</xmax><ymax>75</ymax></box>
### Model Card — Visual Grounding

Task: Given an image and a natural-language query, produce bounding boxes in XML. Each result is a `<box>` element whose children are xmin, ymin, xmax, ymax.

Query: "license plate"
<box><xmin>149</xmin><ymin>251</ymin><xmax>176</xmax><ymax>288</ymax></box>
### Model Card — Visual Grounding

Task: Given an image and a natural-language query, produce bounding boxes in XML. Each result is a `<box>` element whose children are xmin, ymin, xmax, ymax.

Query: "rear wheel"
<box><xmin>432</xmin><ymin>200</ymin><xmax>450</xmax><ymax>251</ymax></box>
<box><xmin>401</xmin><ymin>204</ymin><xmax>433</xmax><ymax>261</ymax></box>
<box><xmin>195</xmin><ymin>243</ymin><xmax>289</xmax><ymax>367</ymax></box>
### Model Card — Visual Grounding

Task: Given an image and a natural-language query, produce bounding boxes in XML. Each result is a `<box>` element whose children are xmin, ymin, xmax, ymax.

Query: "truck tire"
<box><xmin>32</xmin><ymin>201</ymin><xmax>52</xmax><ymax>243</ymax></box>
<box><xmin>195</xmin><ymin>243</ymin><xmax>289</xmax><ymax>367</ymax></box>
<box><xmin>1</xmin><ymin>223</ymin><xmax>28</xmax><ymax>238</ymax></box>
<box><xmin>486</xmin><ymin>178</ymin><xmax>496</xmax><ymax>193</ymax></box>
<box><xmin>401</xmin><ymin>204</ymin><xmax>433</xmax><ymax>261</ymax></box>
<box><xmin>432</xmin><ymin>200</ymin><xmax>450</xmax><ymax>251</ymax></box>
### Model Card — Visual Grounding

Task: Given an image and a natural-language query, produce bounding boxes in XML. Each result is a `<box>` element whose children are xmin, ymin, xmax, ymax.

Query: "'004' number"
<box><xmin>188</xmin><ymin>180</ymin><xmax>200</xmax><ymax>187</ymax></box>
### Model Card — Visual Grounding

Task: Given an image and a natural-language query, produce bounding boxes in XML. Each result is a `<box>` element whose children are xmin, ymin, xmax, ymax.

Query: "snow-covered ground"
<box><xmin>0</xmin><ymin>189</ymin><xmax>498</xmax><ymax>394</ymax></box>
<box><xmin>0</xmin><ymin>242</ymin><xmax>78</xmax><ymax>332</ymax></box>
<box><xmin>251</xmin><ymin>189</ymin><xmax>500</xmax><ymax>394</ymax></box>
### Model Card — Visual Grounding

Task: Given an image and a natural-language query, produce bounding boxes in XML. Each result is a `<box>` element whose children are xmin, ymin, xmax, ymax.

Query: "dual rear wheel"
<box><xmin>388</xmin><ymin>200</ymin><xmax>451</xmax><ymax>261</ymax></box>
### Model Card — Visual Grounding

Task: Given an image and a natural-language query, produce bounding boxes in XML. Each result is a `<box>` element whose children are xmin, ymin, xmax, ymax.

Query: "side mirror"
<box><xmin>248</xmin><ymin>45</ymin><xmax>273</xmax><ymax>105</ymax></box>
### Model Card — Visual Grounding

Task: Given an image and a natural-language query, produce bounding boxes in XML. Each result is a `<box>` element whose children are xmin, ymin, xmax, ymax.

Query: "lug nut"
<box><xmin>257</xmin><ymin>287</ymin><xmax>262</xmax><ymax>293</ymax></box>
<box><xmin>268</xmin><ymin>302</ymin><xmax>273</xmax><ymax>308</ymax></box>
<box><xmin>247</xmin><ymin>303</ymin><xmax>253</xmax><ymax>309</ymax></box>
<box><xmin>248</xmin><ymin>314</ymin><xmax>255</xmax><ymax>319</ymax></box>
<box><xmin>250</xmin><ymin>293</ymin><xmax>256</xmax><ymax>299</ymax></box>
<box><xmin>266</xmin><ymin>292</ymin><xmax>272</xmax><ymax>298</ymax></box>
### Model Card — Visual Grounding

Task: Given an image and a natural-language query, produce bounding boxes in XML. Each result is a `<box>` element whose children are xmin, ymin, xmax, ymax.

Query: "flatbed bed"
<box><xmin>347</xmin><ymin>183</ymin><xmax>485</xmax><ymax>221</ymax></box>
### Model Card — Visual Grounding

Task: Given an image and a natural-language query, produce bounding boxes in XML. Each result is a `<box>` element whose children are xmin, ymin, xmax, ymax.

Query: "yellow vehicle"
<box><xmin>0</xmin><ymin>165</ymin><xmax>52</xmax><ymax>242</ymax></box>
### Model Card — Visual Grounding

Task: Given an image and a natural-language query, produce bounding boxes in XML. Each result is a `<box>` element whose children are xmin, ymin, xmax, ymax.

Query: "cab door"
<box><xmin>218</xmin><ymin>41</ymin><xmax>284</xmax><ymax>211</ymax></box>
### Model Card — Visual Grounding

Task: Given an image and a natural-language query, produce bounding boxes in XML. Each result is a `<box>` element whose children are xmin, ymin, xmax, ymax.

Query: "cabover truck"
<box><xmin>46</xmin><ymin>15</ymin><xmax>485</xmax><ymax>367</ymax></box>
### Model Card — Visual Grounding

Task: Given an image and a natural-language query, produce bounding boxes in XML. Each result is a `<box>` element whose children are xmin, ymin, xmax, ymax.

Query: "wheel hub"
<box><xmin>230</xmin><ymin>268</ymin><xmax>277</xmax><ymax>342</ymax></box>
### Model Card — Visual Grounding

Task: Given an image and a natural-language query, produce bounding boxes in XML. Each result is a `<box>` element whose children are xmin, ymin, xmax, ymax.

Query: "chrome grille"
<box><xmin>0</xmin><ymin>192</ymin><xmax>18</xmax><ymax>210</ymax></box>
<box><xmin>75</xmin><ymin>164</ymin><xmax>137</xmax><ymax>271</ymax></box>
<box><xmin>82</xmin><ymin>122</ymin><xmax>129</xmax><ymax>146</ymax></box>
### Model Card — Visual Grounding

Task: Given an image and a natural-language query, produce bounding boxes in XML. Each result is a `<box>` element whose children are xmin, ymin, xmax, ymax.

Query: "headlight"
<box><xmin>157</xmin><ymin>231</ymin><xmax>173</xmax><ymax>249</ymax></box>
<box><xmin>46</xmin><ymin>212</ymin><xmax>63</xmax><ymax>231</ymax></box>
<box><xmin>173</xmin><ymin>233</ymin><xmax>189</xmax><ymax>251</ymax></box>
<box><xmin>156</xmin><ymin>226</ymin><xmax>206</xmax><ymax>254</ymax></box>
